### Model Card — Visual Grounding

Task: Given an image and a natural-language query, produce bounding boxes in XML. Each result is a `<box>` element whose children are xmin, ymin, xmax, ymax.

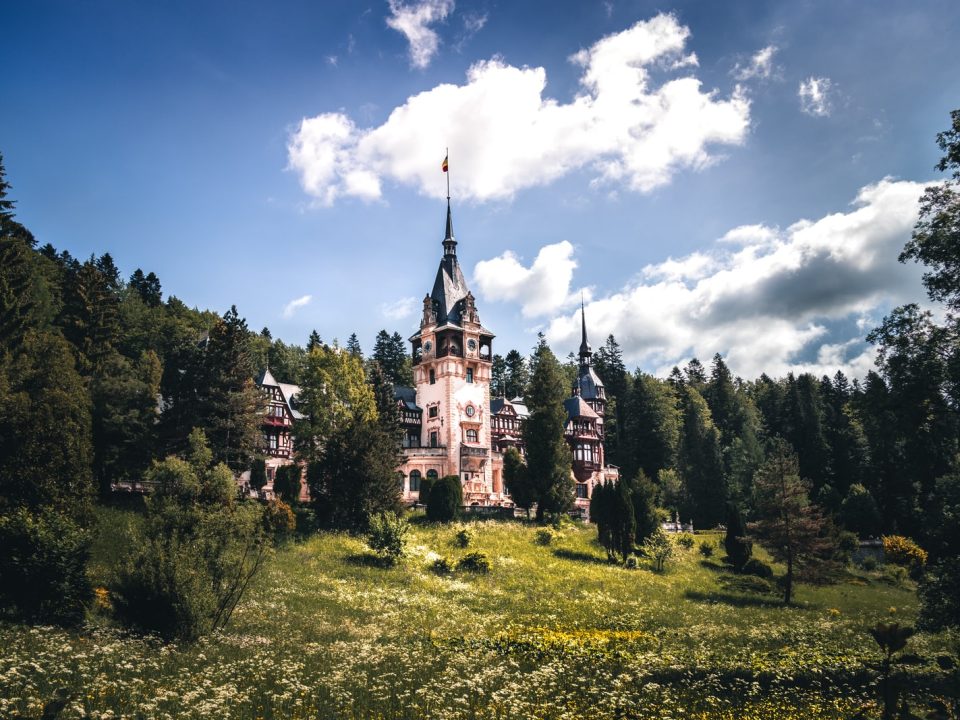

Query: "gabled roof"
<box><xmin>564</xmin><ymin>395</ymin><xmax>599</xmax><ymax>420</ymax></box>
<box><xmin>430</xmin><ymin>254</ymin><xmax>469</xmax><ymax>326</ymax></box>
<box><xmin>256</xmin><ymin>368</ymin><xmax>303</xmax><ymax>420</ymax></box>
<box><xmin>393</xmin><ymin>385</ymin><xmax>422</xmax><ymax>412</ymax></box>
<box><xmin>577</xmin><ymin>366</ymin><xmax>605</xmax><ymax>401</ymax></box>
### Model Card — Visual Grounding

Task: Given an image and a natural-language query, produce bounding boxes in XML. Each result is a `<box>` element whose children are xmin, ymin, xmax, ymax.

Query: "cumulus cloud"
<box><xmin>288</xmin><ymin>13</ymin><xmax>751</xmax><ymax>205</ymax></box>
<box><xmin>380</xmin><ymin>296</ymin><xmax>419</xmax><ymax>321</ymax></box>
<box><xmin>799</xmin><ymin>76</ymin><xmax>834</xmax><ymax>117</ymax></box>
<box><xmin>473</xmin><ymin>241</ymin><xmax>580</xmax><ymax>318</ymax></box>
<box><xmin>732</xmin><ymin>45</ymin><xmax>778</xmax><ymax>81</ymax></box>
<box><xmin>386</xmin><ymin>0</ymin><xmax>454</xmax><ymax>69</ymax></box>
<box><xmin>513</xmin><ymin>178</ymin><xmax>929</xmax><ymax>379</ymax></box>
<box><xmin>282</xmin><ymin>294</ymin><xmax>313</xmax><ymax>319</ymax></box>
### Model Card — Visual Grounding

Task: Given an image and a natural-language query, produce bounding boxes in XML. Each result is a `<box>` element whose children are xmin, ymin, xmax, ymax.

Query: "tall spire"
<box><xmin>579</xmin><ymin>295</ymin><xmax>592</xmax><ymax>364</ymax></box>
<box><xmin>442</xmin><ymin>148</ymin><xmax>457</xmax><ymax>257</ymax></box>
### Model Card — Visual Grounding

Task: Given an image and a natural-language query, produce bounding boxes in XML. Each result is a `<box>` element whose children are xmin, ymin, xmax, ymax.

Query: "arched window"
<box><xmin>409</xmin><ymin>470</ymin><xmax>421</xmax><ymax>492</ymax></box>
<box><xmin>426</xmin><ymin>469</ymin><xmax>439</xmax><ymax>480</ymax></box>
<box><xmin>466</xmin><ymin>428</ymin><xmax>478</xmax><ymax>443</ymax></box>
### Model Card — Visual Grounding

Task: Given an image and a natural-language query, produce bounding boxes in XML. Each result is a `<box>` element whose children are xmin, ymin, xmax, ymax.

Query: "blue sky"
<box><xmin>3</xmin><ymin>0</ymin><xmax>959</xmax><ymax>378</ymax></box>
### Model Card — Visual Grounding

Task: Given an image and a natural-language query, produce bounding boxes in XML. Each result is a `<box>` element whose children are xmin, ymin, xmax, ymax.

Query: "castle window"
<box><xmin>466</xmin><ymin>428</ymin><xmax>478</xmax><ymax>443</ymax></box>
<box><xmin>576</xmin><ymin>483</ymin><xmax>588</xmax><ymax>499</ymax></box>
<box><xmin>409</xmin><ymin>470</ymin><xmax>421</xmax><ymax>492</ymax></box>
<box><xmin>466</xmin><ymin>368</ymin><xmax>474</xmax><ymax>383</ymax></box>
<box><xmin>429</xmin><ymin>406</ymin><xmax>438</xmax><ymax>418</ymax></box>
<box><xmin>426</xmin><ymin>469</ymin><xmax>439</xmax><ymax>480</ymax></box>
<box><xmin>429</xmin><ymin>370</ymin><xmax>435</xmax><ymax>384</ymax></box>
<box><xmin>430</xmin><ymin>431</ymin><xmax>439</xmax><ymax>447</ymax></box>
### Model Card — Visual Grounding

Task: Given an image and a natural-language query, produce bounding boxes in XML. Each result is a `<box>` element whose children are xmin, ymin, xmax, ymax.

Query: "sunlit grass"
<box><xmin>0</xmin><ymin>508</ymin><xmax>954</xmax><ymax>719</ymax></box>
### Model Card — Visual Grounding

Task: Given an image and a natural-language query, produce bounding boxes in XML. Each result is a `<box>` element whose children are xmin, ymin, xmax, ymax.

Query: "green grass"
<box><xmin>0</xmin><ymin>509</ymin><xmax>956</xmax><ymax>719</ymax></box>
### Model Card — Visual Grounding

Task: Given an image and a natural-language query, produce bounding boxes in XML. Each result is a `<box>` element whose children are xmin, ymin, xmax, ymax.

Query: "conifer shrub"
<box><xmin>249</xmin><ymin>457</ymin><xmax>267</xmax><ymax>496</ymax></box>
<box><xmin>0</xmin><ymin>507</ymin><xmax>92</xmax><ymax>626</ymax></box>
<box><xmin>534</xmin><ymin>528</ymin><xmax>555</xmax><ymax>546</ymax></box>
<box><xmin>366</xmin><ymin>512</ymin><xmax>409</xmax><ymax>565</ymax></box>
<box><xmin>426</xmin><ymin>475</ymin><xmax>462</xmax><ymax>523</ymax></box>
<box><xmin>457</xmin><ymin>551</ymin><xmax>491</xmax><ymax>574</ymax></box>
<box><xmin>698</xmin><ymin>540</ymin><xmax>715</xmax><ymax>558</ymax></box>
<box><xmin>273</xmin><ymin>464</ymin><xmax>302</xmax><ymax>505</ymax></box>
<box><xmin>676</xmin><ymin>532</ymin><xmax>695</xmax><ymax>549</ymax></box>
<box><xmin>723</xmin><ymin>502</ymin><xmax>752</xmax><ymax>570</ymax></box>
<box><xmin>862</xmin><ymin>556</ymin><xmax>878</xmax><ymax>571</ymax></box>
<box><xmin>430</xmin><ymin>556</ymin><xmax>454</xmax><ymax>575</ymax></box>
<box><xmin>417</xmin><ymin>475</ymin><xmax>435</xmax><ymax>507</ymax></box>
<box><xmin>454</xmin><ymin>527</ymin><xmax>474</xmax><ymax>548</ymax></box>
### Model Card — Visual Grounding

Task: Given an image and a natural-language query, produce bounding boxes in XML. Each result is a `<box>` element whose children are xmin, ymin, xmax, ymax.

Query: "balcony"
<box><xmin>403</xmin><ymin>446</ymin><xmax>448</xmax><ymax>457</ymax></box>
<box><xmin>461</xmin><ymin>446</ymin><xmax>488</xmax><ymax>458</ymax></box>
<box><xmin>263</xmin><ymin>415</ymin><xmax>291</xmax><ymax>427</ymax></box>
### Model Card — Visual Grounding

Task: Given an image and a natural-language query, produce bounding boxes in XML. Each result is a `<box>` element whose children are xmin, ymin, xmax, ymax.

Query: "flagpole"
<box><xmin>446</xmin><ymin>146</ymin><xmax>450</xmax><ymax>201</ymax></box>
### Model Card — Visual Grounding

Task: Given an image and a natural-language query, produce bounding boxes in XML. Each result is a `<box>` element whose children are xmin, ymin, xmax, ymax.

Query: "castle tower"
<box><xmin>405</xmin><ymin>198</ymin><xmax>499</xmax><ymax>504</ymax></box>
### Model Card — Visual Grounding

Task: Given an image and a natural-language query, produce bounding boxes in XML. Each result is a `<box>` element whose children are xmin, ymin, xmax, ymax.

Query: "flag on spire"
<box><xmin>441</xmin><ymin>154</ymin><xmax>449</xmax><ymax>173</ymax></box>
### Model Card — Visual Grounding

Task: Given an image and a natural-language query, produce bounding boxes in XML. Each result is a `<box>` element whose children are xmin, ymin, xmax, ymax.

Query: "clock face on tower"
<box><xmin>423</xmin><ymin>341</ymin><xmax>432</xmax><ymax>353</ymax></box>
<box><xmin>467</xmin><ymin>339</ymin><xmax>477</xmax><ymax>352</ymax></box>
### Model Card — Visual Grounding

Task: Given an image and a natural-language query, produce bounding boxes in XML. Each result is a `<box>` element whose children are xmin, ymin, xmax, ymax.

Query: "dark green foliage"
<box><xmin>621</xmin><ymin>372</ymin><xmax>679</xmax><ymax>483</ymax></box>
<box><xmin>523</xmin><ymin>341</ymin><xmax>574</xmax><ymax>520</ymax></box>
<box><xmin>502</xmin><ymin>447</ymin><xmax>535</xmax><ymax>515</ymax></box>
<box><xmin>611</xmin><ymin>479</ymin><xmax>636</xmax><ymax>562</ymax></box>
<box><xmin>677</xmin><ymin>385</ymin><xmax>725</xmax><ymax>527</ymax></box>
<box><xmin>503</xmin><ymin>349</ymin><xmax>529</xmax><ymax>399</ymax></box>
<box><xmin>346</xmin><ymin>332</ymin><xmax>363</xmax><ymax>359</ymax></box>
<box><xmin>367</xmin><ymin>360</ymin><xmax>400</xmax><ymax>437</ymax></box>
<box><xmin>273</xmin><ymin>464</ymin><xmax>302</xmax><ymax>505</ymax></box>
<box><xmin>372</xmin><ymin>329</ymin><xmax>412</xmax><ymax>386</ymax></box>
<box><xmin>917</xmin><ymin>558</ymin><xmax>960</xmax><ymax>631</ymax></box>
<box><xmin>900</xmin><ymin>108</ymin><xmax>960</xmax><ymax>310</ymax></box>
<box><xmin>426</xmin><ymin>474</ymin><xmax>462</xmax><ymax>523</ymax></box>
<box><xmin>840</xmin><ymin>483</ymin><xmax>882</xmax><ymax>537</ymax></box>
<box><xmin>628</xmin><ymin>472</ymin><xmax>660</xmax><ymax>544</ymax></box>
<box><xmin>0</xmin><ymin>329</ymin><xmax>94</xmax><ymax>516</ymax></box>
<box><xmin>490</xmin><ymin>353</ymin><xmax>507</xmax><ymax>397</ymax></box>
<box><xmin>724</xmin><ymin>502</ymin><xmax>752</xmax><ymax>570</ymax></box>
<box><xmin>0</xmin><ymin>507</ymin><xmax>92</xmax><ymax>626</ymax></box>
<box><xmin>308</xmin><ymin>417</ymin><xmax>402</xmax><ymax>530</ymax></box>
<box><xmin>249</xmin><ymin>458</ymin><xmax>267</xmax><ymax>495</ymax></box>
<box><xmin>417</xmin><ymin>475</ymin><xmax>435</xmax><ymax>507</ymax></box>
<box><xmin>129</xmin><ymin>268</ymin><xmax>162</xmax><ymax>307</ymax></box>
<box><xmin>457</xmin><ymin>551</ymin><xmax>491</xmax><ymax>573</ymax></box>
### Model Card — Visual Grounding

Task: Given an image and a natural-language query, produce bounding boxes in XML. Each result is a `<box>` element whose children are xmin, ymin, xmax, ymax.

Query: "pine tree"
<box><xmin>504</xmin><ymin>349</ymin><xmax>529</xmax><ymax>399</ymax></box>
<box><xmin>750</xmin><ymin>440</ymin><xmax>834</xmax><ymax>604</ymax></box>
<box><xmin>523</xmin><ymin>340</ymin><xmax>574</xmax><ymax>521</ymax></box>
<box><xmin>307</xmin><ymin>330</ymin><xmax>323</xmax><ymax>351</ymax></box>
<box><xmin>491</xmin><ymin>354</ymin><xmax>507</xmax><ymax>397</ymax></box>
<box><xmin>677</xmin><ymin>385</ymin><xmax>725</xmax><ymax>527</ymax></box>
<box><xmin>629</xmin><ymin>472</ymin><xmax>660</xmax><ymax>544</ymax></box>
<box><xmin>346</xmin><ymin>332</ymin><xmax>363</xmax><ymax>359</ymax></box>
<box><xmin>611</xmin><ymin>478</ymin><xmax>636</xmax><ymax>562</ymax></box>
<box><xmin>0</xmin><ymin>152</ymin><xmax>35</xmax><ymax>246</ymax></box>
<box><xmin>622</xmin><ymin>372</ymin><xmax>680</xmax><ymax>483</ymax></box>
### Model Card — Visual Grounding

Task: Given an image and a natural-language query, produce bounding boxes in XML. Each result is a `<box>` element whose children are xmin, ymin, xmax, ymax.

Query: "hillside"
<box><xmin>1</xmin><ymin>511</ymin><xmax>955</xmax><ymax>719</ymax></box>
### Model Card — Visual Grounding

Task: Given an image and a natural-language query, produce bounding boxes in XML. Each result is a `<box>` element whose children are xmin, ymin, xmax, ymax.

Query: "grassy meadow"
<box><xmin>1</xmin><ymin>508</ymin><xmax>957</xmax><ymax>719</ymax></box>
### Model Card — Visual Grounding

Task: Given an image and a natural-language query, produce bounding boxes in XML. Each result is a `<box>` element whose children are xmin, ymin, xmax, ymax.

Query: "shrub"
<box><xmin>426</xmin><ymin>475</ymin><xmax>462</xmax><ymax>523</ymax></box>
<box><xmin>698</xmin><ymin>540</ymin><xmax>715</xmax><ymax>558</ymax></box>
<box><xmin>113</xmin><ymin>501</ymin><xmax>269</xmax><ymax>641</ymax></box>
<box><xmin>263</xmin><ymin>499</ymin><xmax>296</xmax><ymax>539</ymax></box>
<box><xmin>430</xmin><ymin>556</ymin><xmax>454</xmax><ymax>575</ymax></box>
<box><xmin>624</xmin><ymin>554</ymin><xmax>639</xmax><ymax>569</ymax></box>
<box><xmin>534</xmin><ymin>528</ymin><xmax>555</xmax><ymax>546</ymax></box>
<box><xmin>457</xmin><ymin>551</ymin><xmax>491</xmax><ymax>574</ymax></box>
<box><xmin>0</xmin><ymin>508</ymin><xmax>92</xmax><ymax>626</ymax></box>
<box><xmin>454</xmin><ymin>527</ymin><xmax>474</xmax><ymax>548</ymax></box>
<box><xmin>641</xmin><ymin>528</ymin><xmax>673</xmax><ymax>572</ymax></box>
<box><xmin>882</xmin><ymin>535</ymin><xmax>928</xmax><ymax>569</ymax></box>
<box><xmin>366</xmin><ymin>512</ymin><xmax>410</xmax><ymax>565</ymax></box>
<box><xmin>724</xmin><ymin>502</ymin><xmax>752</xmax><ymax>570</ymax></box>
<box><xmin>862</xmin><ymin>556</ymin><xmax>878</xmax><ymax>571</ymax></box>
<box><xmin>249</xmin><ymin>457</ymin><xmax>267</xmax><ymax>495</ymax></box>
<box><xmin>273</xmin><ymin>464</ymin><xmax>302</xmax><ymax>505</ymax></box>
<box><xmin>837</xmin><ymin>531</ymin><xmax>859</xmax><ymax>562</ymax></box>
<box><xmin>840</xmin><ymin>484</ymin><xmax>881</xmax><ymax>536</ymax></box>
<box><xmin>741</xmin><ymin>558</ymin><xmax>774</xmax><ymax>579</ymax></box>
<box><xmin>417</xmin><ymin>475</ymin><xmax>436</xmax><ymax>507</ymax></box>
<box><xmin>918</xmin><ymin>558</ymin><xmax>960</xmax><ymax>631</ymax></box>
<box><xmin>676</xmin><ymin>532</ymin><xmax>695</xmax><ymax>549</ymax></box>
<box><xmin>882</xmin><ymin>565</ymin><xmax>909</xmax><ymax>588</ymax></box>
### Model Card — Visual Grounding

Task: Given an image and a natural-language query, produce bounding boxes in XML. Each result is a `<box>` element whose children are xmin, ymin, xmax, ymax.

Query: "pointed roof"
<box><xmin>579</xmin><ymin>297</ymin><xmax>592</xmax><ymax>359</ymax></box>
<box><xmin>430</xmin><ymin>198</ymin><xmax>470</xmax><ymax>326</ymax></box>
<box><xmin>564</xmin><ymin>395</ymin><xmax>599</xmax><ymax>420</ymax></box>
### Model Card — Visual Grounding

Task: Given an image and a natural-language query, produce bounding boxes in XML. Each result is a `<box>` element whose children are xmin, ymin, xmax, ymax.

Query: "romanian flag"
<box><xmin>442</xmin><ymin>154</ymin><xmax>449</xmax><ymax>173</ymax></box>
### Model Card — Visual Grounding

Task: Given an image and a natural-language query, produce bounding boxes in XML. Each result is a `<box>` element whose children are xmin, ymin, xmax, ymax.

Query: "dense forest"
<box><xmin>1</xmin><ymin>110</ymin><xmax>958</xmax><ymax>634</ymax></box>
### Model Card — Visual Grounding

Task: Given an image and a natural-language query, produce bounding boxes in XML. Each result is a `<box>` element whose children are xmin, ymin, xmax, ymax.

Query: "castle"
<box><xmin>256</xmin><ymin>199</ymin><xmax>618</xmax><ymax>510</ymax></box>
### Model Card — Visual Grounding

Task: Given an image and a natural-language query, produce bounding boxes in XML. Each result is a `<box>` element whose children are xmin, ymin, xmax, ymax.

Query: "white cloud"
<box><xmin>380</xmin><ymin>296</ymin><xmax>419</xmax><ymax>321</ymax></box>
<box><xmin>498</xmin><ymin>178</ymin><xmax>930</xmax><ymax>379</ymax></box>
<box><xmin>386</xmin><ymin>0</ymin><xmax>454</xmax><ymax>69</ymax></box>
<box><xmin>473</xmin><ymin>241</ymin><xmax>579</xmax><ymax>318</ymax></box>
<box><xmin>288</xmin><ymin>13</ymin><xmax>751</xmax><ymax>204</ymax></box>
<box><xmin>733</xmin><ymin>45</ymin><xmax>778</xmax><ymax>81</ymax></box>
<box><xmin>462</xmin><ymin>12</ymin><xmax>486</xmax><ymax>34</ymax></box>
<box><xmin>282</xmin><ymin>294</ymin><xmax>313</xmax><ymax>319</ymax></box>
<box><xmin>799</xmin><ymin>76</ymin><xmax>834</xmax><ymax>117</ymax></box>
